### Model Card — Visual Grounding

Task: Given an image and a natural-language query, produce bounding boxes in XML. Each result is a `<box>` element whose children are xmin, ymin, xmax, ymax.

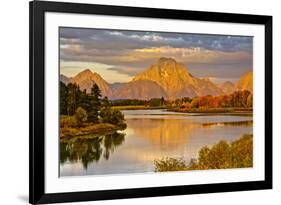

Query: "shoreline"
<box><xmin>112</xmin><ymin>105</ymin><xmax>252</xmax><ymax>114</ymax></box>
<box><xmin>60</xmin><ymin>107</ymin><xmax>253</xmax><ymax>142</ymax></box>
<box><xmin>167</xmin><ymin>107</ymin><xmax>253</xmax><ymax>116</ymax></box>
<box><xmin>116</xmin><ymin>106</ymin><xmax>253</xmax><ymax>117</ymax></box>
<box><xmin>202</xmin><ymin>120</ymin><xmax>253</xmax><ymax>127</ymax></box>
<box><xmin>60</xmin><ymin>123</ymin><xmax>124</xmax><ymax>142</ymax></box>
<box><xmin>112</xmin><ymin>105</ymin><xmax>167</xmax><ymax>110</ymax></box>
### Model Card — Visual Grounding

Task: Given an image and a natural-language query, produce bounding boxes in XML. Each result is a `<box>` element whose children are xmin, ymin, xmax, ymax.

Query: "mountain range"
<box><xmin>60</xmin><ymin>57</ymin><xmax>253</xmax><ymax>100</ymax></box>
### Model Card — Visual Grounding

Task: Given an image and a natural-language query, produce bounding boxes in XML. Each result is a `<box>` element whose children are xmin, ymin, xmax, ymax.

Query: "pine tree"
<box><xmin>87</xmin><ymin>83</ymin><xmax>102</xmax><ymax>123</ymax></box>
<box><xmin>60</xmin><ymin>82</ymin><xmax>68</xmax><ymax>115</ymax></box>
<box><xmin>78</xmin><ymin>89</ymin><xmax>91</xmax><ymax>113</ymax></box>
<box><xmin>161</xmin><ymin>96</ymin><xmax>165</xmax><ymax>106</ymax></box>
<box><xmin>67</xmin><ymin>83</ymin><xmax>79</xmax><ymax>115</ymax></box>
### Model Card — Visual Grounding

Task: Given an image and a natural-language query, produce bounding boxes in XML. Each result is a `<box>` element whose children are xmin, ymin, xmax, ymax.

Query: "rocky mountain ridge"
<box><xmin>60</xmin><ymin>58</ymin><xmax>253</xmax><ymax>99</ymax></box>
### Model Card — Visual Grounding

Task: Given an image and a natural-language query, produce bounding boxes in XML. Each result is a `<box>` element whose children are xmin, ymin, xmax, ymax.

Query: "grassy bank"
<box><xmin>168</xmin><ymin>107</ymin><xmax>253</xmax><ymax>115</ymax></box>
<box><xmin>112</xmin><ymin>105</ymin><xmax>167</xmax><ymax>110</ymax></box>
<box><xmin>202</xmin><ymin>120</ymin><xmax>253</xmax><ymax>127</ymax></box>
<box><xmin>60</xmin><ymin>123</ymin><xmax>122</xmax><ymax>139</ymax></box>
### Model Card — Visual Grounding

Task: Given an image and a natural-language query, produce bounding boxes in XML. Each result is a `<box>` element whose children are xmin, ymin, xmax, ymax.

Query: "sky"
<box><xmin>60</xmin><ymin>27</ymin><xmax>253</xmax><ymax>84</ymax></box>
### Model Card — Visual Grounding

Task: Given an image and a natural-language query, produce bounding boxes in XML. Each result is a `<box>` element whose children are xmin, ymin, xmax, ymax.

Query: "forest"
<box><xmin>163</xmin><ymin>90</ymin><xmax>252</xmax><ymax>112</ymax></box>
<box><xmin>101</xmin><ymin>90</ymin><xmax>252</xmax><ymax>110</ymax></box>
<box><xmin>109</xmin><ymin>92</ymin><xmax>253</xmax><ymax>118</ymax></box>
<box><xmin>60</xmin><ymin>82</ymin><xmax>126</xmax><ymax>139</ymax></box>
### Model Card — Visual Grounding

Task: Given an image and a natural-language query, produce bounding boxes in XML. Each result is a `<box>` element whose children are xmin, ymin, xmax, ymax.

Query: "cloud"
<box><xmin>131</xmin><ymin>46</ymin><xmax>252</xmax><ymax>64</ymax></box>
<box><xmin>61</xmin><ymin>43</ymin><xmax>251</xmax><ymax>76</ymax></box>
<box><xmin>106</xmin><ymin>46</ymin><xmax>252</xmax><ymax>78</ymax></box>
<box><xmin>59</xmin><ymin>27</ymin><xmax>253</xmax><ymax>81</ymax></box>
<box><xmin>60</xmin><ymin>28</ymin><xmax>253</xmax><ymax>52</ymax></box>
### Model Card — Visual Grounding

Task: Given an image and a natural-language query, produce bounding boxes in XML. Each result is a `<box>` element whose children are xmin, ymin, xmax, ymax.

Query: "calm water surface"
<box><xmin>60</xmin><ymin>109</ymin><xmax>253</xmax><ymax>176</ymax></box>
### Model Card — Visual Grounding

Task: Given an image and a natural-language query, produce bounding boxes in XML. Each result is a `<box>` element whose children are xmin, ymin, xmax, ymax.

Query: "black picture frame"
<box><xmin>29</xmin><ymin>1</ymin><xmax>272</xmax><ymax>204</ymax></box>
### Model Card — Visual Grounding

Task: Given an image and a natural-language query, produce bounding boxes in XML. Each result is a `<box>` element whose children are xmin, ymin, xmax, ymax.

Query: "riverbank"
<box><xmin>112</xmin><ymin>105</ymin><xmax>167</xmax><ymax>110</ymax></box>
<box><xmin>168</xmin><ymin>107</ymin><xmax>253</xmax><ymax>116</ymax></box>
<box><xmin>202</xmin><ymin>120</ymin><xmax>253</xmax><ymax>127</ymax></box>
<box><xmin>60</xmin><ymin>123</ymin><xmax>123</xmax><ymax>140</ymax></box>
<box><xmin>112</xmin><ymin>106</ymin><xmax>253</xmax><ymax>116</ymax></box>
<box><xmin>60</xmin><ymin>108</ymin><xmax>253</xmax><ymax>175</ymax></box>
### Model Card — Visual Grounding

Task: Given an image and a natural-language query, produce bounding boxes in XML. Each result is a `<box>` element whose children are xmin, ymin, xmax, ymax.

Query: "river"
<box><xmin>60</xmin><ymin>109</ymin><xmax>253</xmax><ymax>176</ymax></box>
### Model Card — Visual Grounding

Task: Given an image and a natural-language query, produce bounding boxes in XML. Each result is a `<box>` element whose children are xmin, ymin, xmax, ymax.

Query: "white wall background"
<box><xmin>0</xmin><ymin>0</ymin><xmax>279</xmax><ymax>204</ymax></box>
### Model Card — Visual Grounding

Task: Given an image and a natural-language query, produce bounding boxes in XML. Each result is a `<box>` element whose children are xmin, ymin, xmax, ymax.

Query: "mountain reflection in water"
<box><xmin>60</xmin><ymin>109</ymin><xmax>253</xmax><ymax>176</ymax></box>
<box><xmin>126</xmin><ymin>118</ymin><xmax>200</xmax><ymax>150</ymax></box>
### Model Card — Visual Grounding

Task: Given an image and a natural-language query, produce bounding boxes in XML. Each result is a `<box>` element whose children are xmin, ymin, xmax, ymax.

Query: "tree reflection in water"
<box><xmin>60</xmin><ymin>132</ymin><xmax>125</xmax><ymax>169</ymax></box>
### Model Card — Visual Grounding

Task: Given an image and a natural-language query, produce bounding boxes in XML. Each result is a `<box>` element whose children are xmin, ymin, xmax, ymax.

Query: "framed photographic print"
<box><xmin>29</xmin><ymin>0</ymin><xmax>272</xmax><ymax>204</ymax></box>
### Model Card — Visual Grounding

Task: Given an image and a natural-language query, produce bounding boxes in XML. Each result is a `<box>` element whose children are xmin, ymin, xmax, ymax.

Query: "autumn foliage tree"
<box><xmin>247</xmin><ymin>94</ymin><xmax>253</xmax><ymax>107</ymax></box>
<box><xmin>174</xmin><ymin>90</ymin><xmax>253</xmax><ymax>110</ymax></box>
<box><xmin>154</xmin><ymin>134</ymin><xmax>253</xmax><ymax>172</ymax></box>
<box><xmin>229</xmin><ymin>90</ymin><xmax>251</xmax><ymax>107</ymax></box>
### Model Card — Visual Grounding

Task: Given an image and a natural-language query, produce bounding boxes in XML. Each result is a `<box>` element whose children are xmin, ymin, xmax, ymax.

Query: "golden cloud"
<box><xmin>130</xmin><ymin>46</ymin><xmax>252</xmax><ymax>64</ymax></box>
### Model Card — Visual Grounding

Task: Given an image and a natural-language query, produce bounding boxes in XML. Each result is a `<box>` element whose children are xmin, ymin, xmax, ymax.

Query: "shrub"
<box><xmin>231</xmin><ymin>134</ymin><xmax>253</xmax><ymax>167</ymax></box>
<box><xmin>154</xmin><ymin>134</ymin><xmax>253</xmax><ymax>172</ymax></box>
<box><xmin>74</xmin><ymin>107</ymin><xmax>87</xmax><ymax>127</ymax></box>
<box><xmin>60</xmin><ymin>115</ymin><xmax>77</xmax><ymax>128</ymax></box>
<box><xmin>100</xmin><ymin>107</ymin><xmax>126</xmax><ymax>129</ymax></box>
<box><xmin>154</xmin><ymin>157</ymin><xmax>188</xmax><ymax>172</ymax></box>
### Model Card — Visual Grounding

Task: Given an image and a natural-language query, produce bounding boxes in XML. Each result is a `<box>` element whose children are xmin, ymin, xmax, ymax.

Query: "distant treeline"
<box><xmin>111</xmin><ymin>90</ymin><xmax>253</xmax><ymax>109</ymax></box>
<box><xmin>111</xmin><ymin>98</ymin><xmax>165</xmax><ymax>107</ymax></box>
<box><xmin>166</xmin><ymin>90</ymin><xmax>253</xmax><ymax>109</ymax></box>
<box><xmin>60</xmin><ymin>81</ymin><xmax>253</xmax><ymax>113</ymax></box>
